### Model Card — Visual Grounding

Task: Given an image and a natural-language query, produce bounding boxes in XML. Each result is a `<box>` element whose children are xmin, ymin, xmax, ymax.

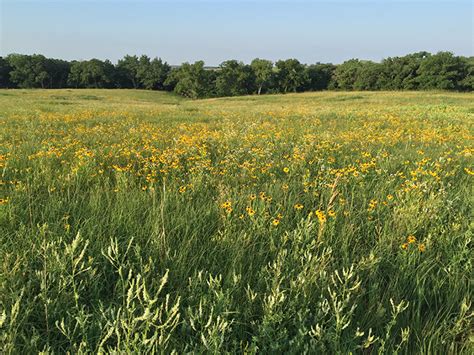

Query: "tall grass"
<box><xmin>0</xmin><ymin>90</ymin><xmax>473</xmax><ymax>353</ymax></box>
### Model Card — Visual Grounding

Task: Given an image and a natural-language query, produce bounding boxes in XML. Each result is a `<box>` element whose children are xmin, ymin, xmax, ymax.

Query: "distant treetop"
<box><xmin>1</xmin><ymin>51</ymin><xmax>472</xmax><ymax>97</ymax></box>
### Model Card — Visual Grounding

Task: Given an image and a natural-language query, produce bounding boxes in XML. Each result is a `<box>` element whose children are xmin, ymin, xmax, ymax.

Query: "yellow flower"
<box><xmin>294</xmin><ymin>203</ymin><xmax>304</xmax><ymax>210</ymax></box>
<box><xmin>272</xmin><ymin>219</ymin><xmax>280</xmax><ymax>226</ymax></box>
<box><xmin>179</xmin><ymin>186</ymin><xmax>187</xmax><ymax>193</ymax></box>
<box><xmin>246</xmin><ymin>206</ymin><xmax>256</xmax><ymax>216</ymax></box>
<box><xmin>315</xmin><ymin>209</ymin><xmax>326</xmax><ymax>223</ymax></box>
<box><xmin>464</xmin><ymin>168</ymin><xmax>474</xmax><ymax>176</ymax></box>
<box><xmin>407</xmin><ymin>235</ymin><xmax>416</xmax><ymax>244</ymax></box>
<box><xmin>249</xmin><ymin>194</ymin><xmax>256</xmax><ymax>201</ymax></box>
<box><xmin>283</xmin><ymin>167</ymin><xmax>289</xmax><ymax>173</ymax></box>
<box><xmin>367</xmin><ymin>199</ymin><xmax>378</xmax><ymax>212</ymax></box>
<box><xmin>401</xmin><ymin>243</ymin><xmax>409</xmax><ymax>250</ymax></box>
<box><xmin>0</xmin><ymin>198</ymin><xmax>9</xmax><ymax>205</ymax></box>
<box><xmin>387</xmin><ymin>194</ymin><xmax>393</xmax><ymax>200</ymax></box>
<box><xmin>282</xmin><ymin>184</ymin><xmax>289</xmax><ymax>190</ymax></box>
<box><xmin>328</xmin><ymin>209</ymin><xmax>336</xmax><ymax>217</ymax></box>
<box><xmin>418</xmin><ymin>243</ymin><xmax>426</xmax><ymax>252</ymax></box>
<box><xmin>221</xmin><ymin>201</ymin><xmax>232</xmax><ymax>209</ymax></box>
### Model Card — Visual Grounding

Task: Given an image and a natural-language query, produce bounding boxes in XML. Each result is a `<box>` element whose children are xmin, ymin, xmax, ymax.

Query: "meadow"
<box><xmin>0</xmin><ymin>89</ymin><xmax>473</xmax><ymax>353</ymax></box>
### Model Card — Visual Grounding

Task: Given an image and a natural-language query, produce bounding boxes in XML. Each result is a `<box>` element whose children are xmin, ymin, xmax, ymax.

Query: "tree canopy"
<box><xmin>1</xmin><ymin>51</ymin><xmax>472</xmax><ymax>97</ymax></box>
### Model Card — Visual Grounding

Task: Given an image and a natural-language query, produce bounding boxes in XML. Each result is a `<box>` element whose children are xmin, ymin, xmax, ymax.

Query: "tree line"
<box><xmin>0</xmin><ymin>51</ymin><xmax>472</xmax><ymax>98</ymax></box>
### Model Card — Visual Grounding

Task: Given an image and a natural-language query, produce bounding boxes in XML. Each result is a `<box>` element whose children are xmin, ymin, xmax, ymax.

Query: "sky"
<box><xmin>1</xmin><ymin>0</ymin><xmax>473</xmax><ymax>66</ymax></box>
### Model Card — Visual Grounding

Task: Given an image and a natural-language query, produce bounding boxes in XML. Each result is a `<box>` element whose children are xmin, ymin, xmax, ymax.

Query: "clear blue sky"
<box><xmin>1</xmin><ymin>0</ymin><xmax>472</xmax><ymax>65</ymax></box>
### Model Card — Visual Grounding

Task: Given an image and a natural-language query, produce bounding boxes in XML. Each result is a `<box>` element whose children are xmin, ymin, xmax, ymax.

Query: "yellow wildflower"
<box><xmin>246</xmin><ymin>206</ymin><xmax>255</xmax><ymax>216</ymax></box>
<box><xmin>221</xmin><ymin>201</ymin><xmax>232</xmax><ymax>209</ymax></box>
<box><xmin>464</xmin><ymin>168</ymin><xmax>474</xmax><ymax>175</ymax></box>
<box><xmin>315</xmin><ymin>209</ymin><xmax>326</xmax><ymax>223</ymax></box>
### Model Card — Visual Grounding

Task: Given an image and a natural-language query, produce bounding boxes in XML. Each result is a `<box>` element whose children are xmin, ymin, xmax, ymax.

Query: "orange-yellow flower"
<box><xmin>221</xmin><ymin>201</ymin><xmax>232</xmax><ymax>209</ymax></box>
<box><xmin>246</xmin><ymin>206</ymin><xmax>256</xmax><ymax>216</ymax></box>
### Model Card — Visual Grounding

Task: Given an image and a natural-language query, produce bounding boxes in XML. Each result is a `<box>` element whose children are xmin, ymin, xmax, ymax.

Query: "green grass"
<box><xmin>0</xmin><ymin>89</ymin><xmax>473</xmax><ymax>353</ymax></box>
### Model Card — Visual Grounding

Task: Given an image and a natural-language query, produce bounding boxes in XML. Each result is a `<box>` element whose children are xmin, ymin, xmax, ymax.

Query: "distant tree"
<box><xmin>68</xmin><ymin>61</ymin><xmax>82</xmax><ymax>88</ymax></box>
<box><xmin>460</xmin><ymin>57</ymin><xmax>474</xmax><ymax>91</ymax></box>
<box><xmin>117</xmin><ymin>55</ymin><xmax>141</xmax><ymax>88</ymax></box>
<box><xmin>331</xmin><ymin>59</ymin><xmax>363</xmax><ymax>90</ymax></box>
<box><xmin>302</xmin><ymin>63</ymin><xmax>335</xmax><ymax>91</ymax></box>
<box><xmin>45</xmin><ymin>58</ymin><xmax>70</xmax><ymax>88</ymax></box>
<box><xmin>353</xmin><ymin>61</ymin><xmax>382</xmax><ymax>90</ymax></box>
<box><xmin>416</xmin><ymin>51</ymin><xmax>467</xmax><ymax>90</ymax></box>
<box><xmin>138</xmin><ymin>56</ymin><xmax>171</xmax><ymax>90</ymax></box>
<box><xmin>215</xmin><ymin>60</ymin><xmax>255</xmax><ymax>97</ymax></box>
<box><xmin>1</xmin><ymin>50</ymin><xmax>471</xmax><ymax>93</ymax></box>
<box><xmin>251</xmin><ymin>58</ymin><xmax>274</xmax><ymax>94</ymax></box>
<box><xmin>7</xmin><ymin>54</ymin><xmax>51</xmax><ymax>88</ymax></box>
<box><xmin>332</xmin><ymin>60</ymin><xmax>386</xmax><ymax>91</ymax></box>
<box><xmin>68</xmin><ymin>59</ymin><xmax>116</xmax><ymax>88</ymax></box>
<box><xmin>165</xmin><ymin>61</ymin><xmax>215</xmax><ymax>98</ymax></box>
<box><xmin>275</xmin><ymin>59</ymin><xmax>305</xmax><ymax>93</ymax></box>
<box><xmin>377</xmin><ymin>52</ymin><xmax>430</xmax><ymax>90</ymax></box>
<box><xmin>0</xmin><ymin>57</ymin><xmax>13</xmax><ymax>88</ymax></box>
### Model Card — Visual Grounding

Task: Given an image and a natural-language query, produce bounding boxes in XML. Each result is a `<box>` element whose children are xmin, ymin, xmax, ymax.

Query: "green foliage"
<box><xmin>116</xmin><ymin>55</ymin><xmax>141</xmax><ymax>88</ymax></box>
<box><xmin>139</xmin><ymin>57</ymin><xmax>171</xmax><ymax>90</ymax></box>
<box><xmin>461</xmin><ymin>57</ymin><xmax>474</xmax><ymax>91</ymax></box>
<box><xmin>166</xmin><ymin>61</ymin><xmax>216</xmax><ymax>99</ymax></box>
<box><xmin>332</xmin><ymin>59</ymin><xmax>383</xmax><ymax>90</ymax></box>
<box><xmin>251</xmin><ymin>58</ymin><xmax>274</xmax><ymax>94</ymax></box>
<box><xmin>275</xmin><ymin>58</ymin><xmax>305</xmax><ymax>93</ymax></box>
<box><xmin>332</xmin><ymin>59</ymin><xmax>363</xmax><ymax>90</ymax></box>
<box><xmin>416</xmin><ymin>52</ymin><xmax>468</xmax><ymax>90</ymax></box>
<box><xmin>7</xmin><ymin>54</ymin><xmax>50</xmax><ymax>88</ymax></box>
<box><xmin>303</xmin><ymin>63</ymin><xmax>335</xmax><ymax>91</ymax></box>
<box><xmin>377</xmin><ymin>52</ymin><xmax>430</xmax><ymax>90</ymax></box>
<box><xmin>1</xmin><ymin>51</ymin><xmax>473</xmax><ymax>96</ymax></box>
<box><xmin>116</xmin><ymin>55</ymin><xmax>171</xmax><ymax>90</ymax></box>
<box><xmin>68</xmin><ymin>59</ymin><xmax>116</xmax><ymax>88</ymax></box>
<box><xmin>215</xmin><ymin>60</ymin><xmax>255</xmax><ymax>97</ymax></box>
<box><xmin>0</xmin><ymin>57</ymin><xmax>13</xmax><ymax>88</ymax></box>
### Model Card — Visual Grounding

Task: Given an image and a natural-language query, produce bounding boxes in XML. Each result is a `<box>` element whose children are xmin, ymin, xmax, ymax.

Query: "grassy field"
<box><xmin>0</xmin><ymin>89</ymin><xmax>473</xmax><ymax>353</ymax></box>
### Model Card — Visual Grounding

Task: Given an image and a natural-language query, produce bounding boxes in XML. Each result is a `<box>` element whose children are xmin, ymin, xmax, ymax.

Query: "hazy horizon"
<box><xmin>1</xmin><ymin>0</ymin><xmax>473</xmax><ymax>66</ymax></box>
